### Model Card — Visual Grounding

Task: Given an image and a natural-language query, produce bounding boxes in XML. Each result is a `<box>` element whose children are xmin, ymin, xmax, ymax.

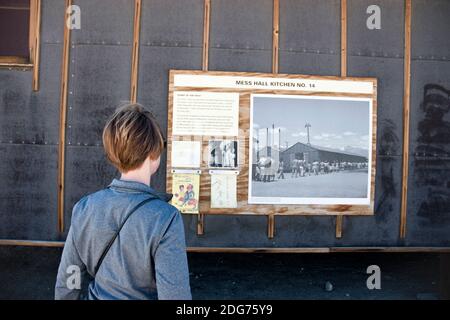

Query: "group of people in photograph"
<box><xmin>286</xmin><ymin>160</ymin><xmax>368</xmax><ymax>179</ymax></box>
<box><xmin>253</xmin><ymin>158</ymin><xmax>368</xmax><ymax>183</ymax></box>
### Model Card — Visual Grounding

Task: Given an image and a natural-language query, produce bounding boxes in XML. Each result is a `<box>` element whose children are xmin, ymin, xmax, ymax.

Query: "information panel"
<box><xmin>167</xmin><ymin>70</ymin><xmax>377</xmax><ymax>216</ymax></box>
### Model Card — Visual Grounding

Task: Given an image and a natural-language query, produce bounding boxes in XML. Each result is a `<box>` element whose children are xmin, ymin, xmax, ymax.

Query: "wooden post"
<box><xmin>199</xmin><ymin>0</ymin><xmax>210</xmax><ymax>236</ymax></box>
<box><xmin>340</xmin><ymin>0</ymin><xmax>347</xmax><ymax>77</ymax></box>
<box><xmin>29</xmin><ymin>0</ymin><xmax>36</xmax><ymax>58</ymax></box>
<box><xmin>57</xmin><ymin>0</ymin><xmax>72</xmax><ymax>234</ymax></box>
<box><xmin>337</xmin><ymin>0</ymin><xmax>347</xmax><ymax>238</ymax></box>
<box><xmin>197</xmin><ymin>214</ymin><xmax>205</xmax><ymax>235</ymax></box>
<box><xmin>336</xmin><ymin>215</ymin><xmax>343</xmax><ymax>238</ymax></box>
<box><xmin>439</xmin><ymin>253</ymin><xmax>450</xmax><ymax>299</ymax></box>
<box><xmin>130</xmin><ymin>0</ymin><xmax>142</xmax><ymax>103</ymax></box>
<box><xmin>267</xmin><ymin>215</ymin><xmax>275</xmax><ymax>239</ymax></box>
<box><xmin>202</xmin><ymin>0</ymin><xmax>211</xmax><ymax>71</ymax></box>
<box><xmin>30</xmin><ymin>0</ymin><xmax>41</xmax><ymax>91</ymax></box>
<box><xmin>400</xmin><ymin>0</ymin><xmax>412</xmax><ymax>239</ymax></box>
<box><xmin>272</xmin><ymin>0</ymin><xmax>279</xmax><ymax>74</ymax></box>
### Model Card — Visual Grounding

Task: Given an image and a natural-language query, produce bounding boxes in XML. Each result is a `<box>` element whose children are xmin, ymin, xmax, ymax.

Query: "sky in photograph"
<box><xmin>252</xmin><ymin>95</ymin><xmax>371</xmax><ymax>154</ymax></box>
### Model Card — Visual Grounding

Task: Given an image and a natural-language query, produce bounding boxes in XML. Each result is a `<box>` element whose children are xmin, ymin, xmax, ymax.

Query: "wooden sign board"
<box><xmin>167</xmin><ymin>70</ymin><xmax>377</xmax><ymax>216</ymax></box>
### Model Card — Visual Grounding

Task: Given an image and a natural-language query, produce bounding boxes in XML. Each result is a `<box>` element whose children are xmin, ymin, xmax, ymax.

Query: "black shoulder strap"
<box><xmin>94</xmin><ymin>197</ymin><xmax>155</xmax><ymax>276</ymax></box>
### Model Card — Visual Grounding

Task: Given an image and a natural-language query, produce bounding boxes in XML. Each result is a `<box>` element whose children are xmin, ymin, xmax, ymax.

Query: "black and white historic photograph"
<box><xmin>249</xmin><ymin>94</ymin><xmax>373</xmax><ymax>205</ymax></box>
<box><xmin>208</xmin><ymin>140</ymin><xmax>238</xmax><ymax>168</ymax></box>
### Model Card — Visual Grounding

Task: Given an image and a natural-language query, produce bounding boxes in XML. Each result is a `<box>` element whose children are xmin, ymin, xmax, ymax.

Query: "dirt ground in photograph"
<box><xmin>252</xmin><ymin>170</ymin><xmax>368</xmax><ymax>198</ymax></box>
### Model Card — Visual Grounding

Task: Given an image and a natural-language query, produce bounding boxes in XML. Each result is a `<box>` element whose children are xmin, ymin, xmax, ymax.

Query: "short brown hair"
<box><xmin>102</xmin><ymin>103</ymin><xmax>164</xmax><ymax>173</ymax></box>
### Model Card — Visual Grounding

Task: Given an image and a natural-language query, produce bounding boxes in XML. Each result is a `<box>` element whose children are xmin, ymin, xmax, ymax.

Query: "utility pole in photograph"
<box><xmin>305</xmin><ymin>122</ymin><xmax>311</xmax><ymax>145</ymax></box>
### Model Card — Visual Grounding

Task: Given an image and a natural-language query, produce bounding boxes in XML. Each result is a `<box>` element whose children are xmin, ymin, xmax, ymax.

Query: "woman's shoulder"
<box><xmin>140</xmin><ymin>197</ymin><xmax>180</xmax><ymax>221</ymax></box>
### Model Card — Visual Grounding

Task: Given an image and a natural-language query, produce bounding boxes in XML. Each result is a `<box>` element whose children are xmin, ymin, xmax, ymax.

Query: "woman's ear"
<box><xmin>149</xmin><ymin>155</ymin><xmax>161</xmax><ymax>175</ymax></box>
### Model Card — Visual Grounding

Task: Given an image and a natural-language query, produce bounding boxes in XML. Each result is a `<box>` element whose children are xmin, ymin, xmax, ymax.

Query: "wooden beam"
<box><xmin>340</xmin><ymin>0</ymin><xmax>347</xmax><ymax>77</ymax></box>
<box><xmin>197</xmin><ymin>214</ymin><xmax>205</xmax><ymax>235</ymax></box>
<box><xmin>57</xmin><ymin>0</ymin><xmax>72</xmax><ymax>234</ymax></box>
<box><xmin>400</xmin><ymin>0</ymin><xmax>412</xmax><ymax>239</ymax></box>
<box><xmin>186</xmin><ymin>247</ymin><xmax>450</xmax><ymax>253</ymax></box>
<box><xmin>1</xmin><ymin>239</ymin><xmax>450</xmax><ymax>253</ymax></box>
<box><xmin>0</xmin><ymin>6</ymin><xmax>30</xmax><ymax>10</ymax></box>
<box><xmin>0</xmin><ymin>240</ymin><xmax>65</xmax><ymax>247</ymax></box>
<box><xmin>0</xmin><ymin>56</ymin><xmax>30</xmax><ymax>64</ymax></box>
<box><xmin>31</xmin><ymin>0</ymin><xmax>42</xmax><ymax>91</ymax></box>
<box><xmin>0</xmin><ymin>63</ymin><xmax>33</xmax><ymax>70</ymax></box>
<box><xmin>335</xmin><ymin>215</ymin><xmax>343</xmax><ymax>238</ymax></box>
<box><xmin>267</xmin><ymin>214</ymin><xmax>275</xmax><ymax>239</ymax></box>
<box><xmin>202</xmin><ymin>0</ymin><xmax>211</xmax><ymax>71</ymax></box>
<box><xmin>272</xmin><ymin>0</ymin><xmax>279</xmax><ymax>74</ymax></box>
<box><xmin>130</xmin><ymin>0</ymin><xmax>142</xmax><ymax>103</ymax></box>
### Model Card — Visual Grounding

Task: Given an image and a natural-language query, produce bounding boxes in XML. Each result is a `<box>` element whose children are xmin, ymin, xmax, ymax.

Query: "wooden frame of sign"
<box><xmin>167</xmin><ymin>70</ymin><xmax>377</xmax><ymax>216</ymax></box>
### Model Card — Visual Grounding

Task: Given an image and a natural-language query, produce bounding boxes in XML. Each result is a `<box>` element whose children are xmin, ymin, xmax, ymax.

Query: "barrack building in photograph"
<box><xmin>280</xmin><ymin>142</ymin><xmax>368</xmax><ymax>170</ymax></box>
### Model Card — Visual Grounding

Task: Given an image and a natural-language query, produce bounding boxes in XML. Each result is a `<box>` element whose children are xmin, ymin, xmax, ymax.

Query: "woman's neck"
<box><xmin>120</xmin><ymin>170</ymin><xmax>151</xmax><ymax>186</ymax></box>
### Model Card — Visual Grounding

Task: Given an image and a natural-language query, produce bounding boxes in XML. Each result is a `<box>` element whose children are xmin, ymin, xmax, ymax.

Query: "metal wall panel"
<box><xmin>348</xmin><ymin>57</ymin><xmax>404</xmax><ymax>157</ymax></box>
<box><xmin>64</xmin><ymin>146</ymin><xmax>119</xmax><ymax>235</ymax></box>
<box><xmin>41</xmin><ymin>0</ymin><xmax>65</xmax><ymax>44</ymax></box>
<box><xmin>409</xmin><ymin>60</ymin><xmax>450</xmax><ymax>164</ymax></box>
<box><xmin>347</xmin><ymin>0</ymin><xmax>404</xmax><ymax>58</ymax></box>
<box><xmin>279</xmin><ymin>0</ymin><xmax>340</xmax><ymax>53</ymax></box>
<box><xmin>0</xmin><ymin>145</ymin><xmax>58</xmax><ymax>240</ymax></box>
<box><xmin>208</xmin><ymin>0</ymin><xmax>272</xmax><ymax>73</ymax></box>
<box><xmin>0</xmin><ymin>44</ymin><xmax>61</xmax><ymax>144</ymax></box>
<box><xmin>279</xmin><ymin>51</ymin><xmax>340</xmax><ymax>76</ymax></box>
<box><xmin>71</xmin><ymin>0</ymin><xmax>134</xmax><ymax>45</ymax></box>
<box><xmin>140</xmin><ymin>0</ymin><xmax>204</xmax><ymax>47</ymax></box>
<box><xmin>209</xmin><ymin>48</ymin><xmax>272</xmax><ymax>73</ymax></box>
<box><xmin>279</xmin><ymin>0</ymin><xmax>340</xmax><ymax>76</ymax></box>
<box><xmin>411</xmin><ymin>0</ymin><xmax>450</xmax><ymax>60</ymax></box>
<box><xmin>66</xmin><ymin>45</ymin><xmax>132</xmax><ymax>146</ymax></box>
<box><xmin>407</xmin><ymin>159</ymin><xmax>450</xmax><ymax>246</ymax></box>
<box><xmin>210</xmin><ymin>0</ymin><xmax>272</xmax><ymax>50</ymax></box>
<box><xmin>0</xmin><ymin>70</ymin><xmax>32</xmax><ymax>143</ymax></box>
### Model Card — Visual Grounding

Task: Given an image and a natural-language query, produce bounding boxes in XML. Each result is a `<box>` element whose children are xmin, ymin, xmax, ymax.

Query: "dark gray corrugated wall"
<box><xmin>0</xmin><ymin>0</ymin><xmax>449</xmax><ymax>247</ymax></box>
